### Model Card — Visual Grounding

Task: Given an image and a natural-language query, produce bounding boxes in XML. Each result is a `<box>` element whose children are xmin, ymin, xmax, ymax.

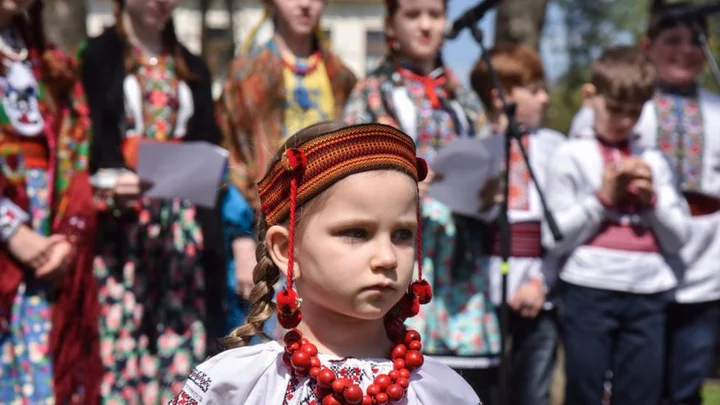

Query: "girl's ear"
<box><xmin>265</xmin><ymin>225</ymin><xmax>300</xmax><ymax>279</ymax></box>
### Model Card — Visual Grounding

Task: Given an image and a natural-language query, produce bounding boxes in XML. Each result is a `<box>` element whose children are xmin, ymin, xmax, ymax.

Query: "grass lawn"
<box><xmin>704</xmin><ymin>381</ymin><xmax>720</xmax><ymax>405</ymax></box>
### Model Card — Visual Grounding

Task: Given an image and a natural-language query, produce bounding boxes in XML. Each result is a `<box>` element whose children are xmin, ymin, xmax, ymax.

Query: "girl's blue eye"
<box><xmin>343</xmin><ymin>229</ymin><xmax>368</xmax><ymax>240</ymax></box>
<box><xmin>392</xmin><ymin>229</ymin><xmax>415</xmax><ymax>242</ymax></box>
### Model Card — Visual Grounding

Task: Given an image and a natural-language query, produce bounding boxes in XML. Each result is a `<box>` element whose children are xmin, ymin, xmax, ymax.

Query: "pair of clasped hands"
<box><xmin>7</xmin><ymin>172</ymin><xmax>153</xmax><ymax>281</ymax></box>
<box><xmin>7</xmin><ymin>226</ymin><xmax>73</xmax><ymax>281</ymax></box>
<box><xmin>598</xmin><ymin>157</ymin><xmax>655</xmax><ymax>207</ymax></box>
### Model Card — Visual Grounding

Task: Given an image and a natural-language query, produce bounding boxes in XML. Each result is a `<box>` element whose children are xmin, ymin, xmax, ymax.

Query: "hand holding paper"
<box><xmin>136</xmin><ymin>141</ymin><xmax>229</xmax><ymax>208</ymax></box>
<box><xmin>426</xmin><ymin>136</ymin><xmax>504</xmax><ymax>220</ymax></box>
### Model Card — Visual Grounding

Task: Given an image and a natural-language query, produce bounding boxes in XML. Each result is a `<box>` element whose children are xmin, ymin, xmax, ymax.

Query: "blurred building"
<box><xmin>86</xmin><ymin>0</ymin><xmax>388</xmax><ymax>95</ymax></box>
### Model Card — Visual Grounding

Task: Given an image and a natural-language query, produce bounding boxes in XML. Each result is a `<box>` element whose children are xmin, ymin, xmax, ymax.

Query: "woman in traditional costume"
<box><xmin>0</xmin><ymin>0</ymin><xmax>101</xmax><ymax>403</ymax></box>
<box><xmin>80</xmin><ymin>0</ymin><xmax>224</xmax><ymax>403</ymax></box>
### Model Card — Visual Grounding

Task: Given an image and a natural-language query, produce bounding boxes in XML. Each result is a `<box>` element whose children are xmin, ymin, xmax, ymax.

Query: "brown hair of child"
<box><xmin>469</xmin><ymin>43</ymin><xmax>545</xmax><ymax>114</ymax></box>
<box><xmin>591</xmin><ymin>46</ymin><xmax>656</xmax><ymax>105</ymax></box>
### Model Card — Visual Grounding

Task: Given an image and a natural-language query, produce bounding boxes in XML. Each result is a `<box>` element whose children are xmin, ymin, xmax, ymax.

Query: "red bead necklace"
<box><xmin>281</xmin><ymin>318</ymin><xmax>424</xmax><ymax>405</ymax></box>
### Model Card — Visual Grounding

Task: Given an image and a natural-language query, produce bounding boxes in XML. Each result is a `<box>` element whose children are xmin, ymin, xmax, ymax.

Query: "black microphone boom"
<box><xmin>445</xmin><ymin>0</ymin><xmax>501</xmax><ymax>40</ymax></box>
<box><xmin>662</xmin><ymin>1</ymin><xmax>720</xmax><ymax>20</ymax></box>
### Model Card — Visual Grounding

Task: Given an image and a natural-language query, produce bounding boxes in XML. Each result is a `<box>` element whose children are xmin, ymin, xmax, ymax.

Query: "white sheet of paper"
<box><xmin>427</xmin><ymin>136</ymin><xmax>504</xmax><ymax>219</ymax></box>
<box><xmin>137</xmin><ymin>141</ymin><xmax>229</xmax><ymax>208</ymax></box>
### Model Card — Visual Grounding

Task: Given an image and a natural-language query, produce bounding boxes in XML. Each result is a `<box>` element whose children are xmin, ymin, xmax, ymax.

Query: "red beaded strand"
<box><xmin>282</xmin><ymin>324</ymin><xmax>424</xmax><ymax>405</ymax></box>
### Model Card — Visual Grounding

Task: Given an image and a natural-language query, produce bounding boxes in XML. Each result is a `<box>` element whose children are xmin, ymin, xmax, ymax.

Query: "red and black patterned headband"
<box><xmin>258</xmin><ymin>123</ymin><xmax>427</xmax><ymax>225</ymax></box>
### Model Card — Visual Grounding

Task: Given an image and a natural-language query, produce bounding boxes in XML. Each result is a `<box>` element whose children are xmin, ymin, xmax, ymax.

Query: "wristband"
<box><xmin>0</xmin><ymin>199</ymin><xmax>29</xmax><ymax>241</ymax></box>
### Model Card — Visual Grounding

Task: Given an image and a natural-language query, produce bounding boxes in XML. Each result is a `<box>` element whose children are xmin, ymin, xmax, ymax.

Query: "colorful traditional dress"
<box><xmin>0</xmin><ymin>34</ymin><xmax>100</xmax><ymax>404</ymax></box>
<box><xmin>218</xmin><ymin>36</ymin><xmax>356</xmax><ymax>335</ymax></box>
<box><xmin>81</xmin><ymin>27</ymin><xmax>224</xmax><ymax>405</ymax></box>
<box><xmin>344</xmin><ymin>59</ymin><xmax>501</xmax><ymax>366</ymax></box>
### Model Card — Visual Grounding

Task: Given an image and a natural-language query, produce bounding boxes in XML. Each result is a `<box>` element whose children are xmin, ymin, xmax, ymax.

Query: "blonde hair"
<box><xmin>223</xmin><ymin>217</ymin><xmax>280</xmax><ymax>348</ymax></box>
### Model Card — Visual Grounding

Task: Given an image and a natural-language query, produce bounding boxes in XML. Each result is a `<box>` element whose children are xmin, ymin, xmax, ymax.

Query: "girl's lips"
<box><xmin>362</xmin><ymin>284</ymin><xmax>396</xmax><ymax>292</ymax></box>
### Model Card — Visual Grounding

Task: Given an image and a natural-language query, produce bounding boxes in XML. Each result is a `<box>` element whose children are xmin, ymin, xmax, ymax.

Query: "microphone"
<box><xmin>660</xmin><ymin>1</ymin><xmax>720</xmax><ymax>21</ymax></box>
<box><xmin>444</xmin><ymin>0</ymin><xmax>501</xmax><ymax>40</ymax></box>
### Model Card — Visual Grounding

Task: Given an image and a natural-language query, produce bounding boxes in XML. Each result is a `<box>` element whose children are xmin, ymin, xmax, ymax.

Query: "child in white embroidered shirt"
<box><xmin>170</xmin><ymin>121</ymin><xmax>481</xmax><ymax>405</ymax></box>
<box><xmin>543</xmin><ymin>47</ymin><xmax>690</xmax><ymax>405</ymax></box>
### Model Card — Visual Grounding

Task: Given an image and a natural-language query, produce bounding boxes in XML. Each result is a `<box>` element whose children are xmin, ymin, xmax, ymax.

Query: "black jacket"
<box><xmin>81</xmin><ymin>27</ymin><xmax>227</xmax><ymax>342</ymax></box>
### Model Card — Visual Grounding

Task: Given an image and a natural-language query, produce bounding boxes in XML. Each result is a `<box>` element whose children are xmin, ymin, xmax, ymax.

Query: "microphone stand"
<box><xmin>693</xmin><ymin>20</ymin><xmax>720</xmax><ymax>91</ymax></box>
<box><xmin>469</xmin><ymin>25</ymin><xmax>563</xmax><ymax>405</ymax></box>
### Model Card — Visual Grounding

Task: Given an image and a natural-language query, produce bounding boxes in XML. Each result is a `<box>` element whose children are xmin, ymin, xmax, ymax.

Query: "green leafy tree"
<box><xmin>495</xmin><ymin>0</ymin><xmax>550</xmax><ymax>49</ymax></box>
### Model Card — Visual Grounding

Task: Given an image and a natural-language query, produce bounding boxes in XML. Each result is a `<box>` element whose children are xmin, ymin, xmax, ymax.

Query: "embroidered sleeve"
<box><xmin>169</xmin><ymin>369</ymin><xmax>212</xmax><ymax>405</ymax></box>
<box><xmin>0</xmin><ymin>198</ymin><xmax>29</xmax><ymax>241</ymax></box>
<box><xmin>169</xmin><ymin>344</ymin><xmax>284</xmax><ymax>405</ymax></box>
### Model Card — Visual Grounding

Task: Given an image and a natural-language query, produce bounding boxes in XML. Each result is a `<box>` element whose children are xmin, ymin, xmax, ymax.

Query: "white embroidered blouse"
<box><xmin>171</xmin><ymin>341</ymin><xmax>482</xmax><ymax>405</ymax></box>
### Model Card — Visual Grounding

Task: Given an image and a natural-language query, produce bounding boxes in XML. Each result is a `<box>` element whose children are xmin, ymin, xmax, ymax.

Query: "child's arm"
<box><xmin>542</xmin><ymin>145</ymin><xmax>607</xmax><ymax>256</ymax></box>
<box><xmin>640</xmin><ymin>152</ymin><xmax>691</xmax><ymax>254</ymax></box>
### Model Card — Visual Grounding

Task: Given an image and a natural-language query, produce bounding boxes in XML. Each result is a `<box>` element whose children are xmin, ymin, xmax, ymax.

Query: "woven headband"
<box><xmin>259</xmin><ymin>123</ymin><xmax>433</xmax><ymax>329</ymax></box>
<box><xmin>258</xmin><ymin>123</ymin><xmax>428</xmax><ymax>225</ymax></box>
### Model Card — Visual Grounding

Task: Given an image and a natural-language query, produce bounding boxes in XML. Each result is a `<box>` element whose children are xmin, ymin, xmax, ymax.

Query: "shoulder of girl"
<box><xmin>177</xmin><ymin>342</ymin><xmax>284</xmax><ymax>403</ymax></box>
<box><xmin>198</xmin><ymin>341</ymin><xmax>281</xmax><ymax>372</ymax></box>
<box><xmin>410</xmin><ymin>356</ymin><xmax>482</xmax><ymax>405</ymax></box>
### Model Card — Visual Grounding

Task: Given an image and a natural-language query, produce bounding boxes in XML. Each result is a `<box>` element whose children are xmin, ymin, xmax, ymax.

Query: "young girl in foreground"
<box><xmin>171</xmin><ymin>122</ymin><xmax>481</xmax><ymax>404</ymax></box>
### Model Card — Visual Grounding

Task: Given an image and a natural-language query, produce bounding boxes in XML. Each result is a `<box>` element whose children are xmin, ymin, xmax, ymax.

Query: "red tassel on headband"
<box><xmin>276</xmin><ymin>149</ymin><xmax>306</xmax><ymax>330</ymax></box>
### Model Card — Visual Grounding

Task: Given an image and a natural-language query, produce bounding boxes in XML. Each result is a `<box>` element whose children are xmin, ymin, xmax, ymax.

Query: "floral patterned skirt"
<box><xmin>94</xmin><ymin>199</ymin><xmax>206</xmax><ymax>405</ymax></box>
<box><xmin>0</xmin><ymin>282</ymin><xmax>54</xmax><ymax>404</ymax></box>
<box><xmin>0</xmin><ymin>169</ymin><xmax>55</xmax><ymax>404</ymax></box>
<box><xmin>406</xmin><ymin>198</ymin><xmax>501</xmax><ymax>357</ymax></box>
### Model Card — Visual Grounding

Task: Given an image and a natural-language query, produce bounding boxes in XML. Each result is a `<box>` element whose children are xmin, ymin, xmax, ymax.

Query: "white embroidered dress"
<box><xmin>171</xmin><ymin>341</ymin><xmax>482</xmax><ymax>405</ymax></box>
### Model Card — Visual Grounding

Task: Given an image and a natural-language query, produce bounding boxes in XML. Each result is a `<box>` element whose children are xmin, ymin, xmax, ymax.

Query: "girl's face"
<box><xmin>271</xmin><ymin>0</ymin><xmax>324</xmax><ymax>39</ymax></box>
<box><xmin>124</xmin><ymin>0</ymin><xmax>177</xmax><ymax>31</ymax></box>
<box><xmin>386</xmin><ymin>0</ymin><xmax>446</xmax><ymax>64</ymax></box>
<box><xmin>289</xmin><ymin>171</ymin><xmax>418</xmax><ymax>321</ymax></box>
<box><xmin>643</xmin><ymin>25</ymin><xmax>706</xmax><ymax>87</ymax></box>
<box><xmin>0</xmin><ymin>0</ymin><xmax>35</xmax><ymax>17</ymax></box>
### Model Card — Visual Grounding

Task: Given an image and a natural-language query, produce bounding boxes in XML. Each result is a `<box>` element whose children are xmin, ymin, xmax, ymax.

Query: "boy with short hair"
<box><xmin>543</xmin><ymin>46</ymin><xmax>690</xmax><ymax>405</ymax></box>
<box><xmin>569</xmin><ymin>5</ymin><xmax>720</xmax><ymax>403</ymax></box>
<box><xmin>470</xmin><ymin>43</ymin><xmax>565</xmax><ymax>405</ymax></box>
